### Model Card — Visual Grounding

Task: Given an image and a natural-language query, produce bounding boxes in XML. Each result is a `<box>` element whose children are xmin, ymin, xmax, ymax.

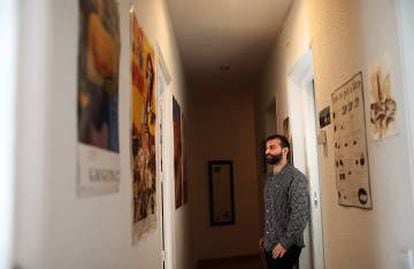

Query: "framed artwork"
<box><xmin>208</xmin><ymin>160</ymin><xmax>235</xmax><ymax>226</ymax></box>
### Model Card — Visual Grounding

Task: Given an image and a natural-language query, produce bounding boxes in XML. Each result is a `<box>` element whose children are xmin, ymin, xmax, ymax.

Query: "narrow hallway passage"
<box><xmin>2</xmin><ymin>0</ymin><xmax>414</xmax><ymax>268</ymax></box>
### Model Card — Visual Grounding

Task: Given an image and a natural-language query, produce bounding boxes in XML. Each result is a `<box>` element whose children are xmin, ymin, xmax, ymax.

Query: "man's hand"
<box><xmin>272</xmin><ymin>243</ymin><xmax>286</xmax><ymax>259</ymax></box>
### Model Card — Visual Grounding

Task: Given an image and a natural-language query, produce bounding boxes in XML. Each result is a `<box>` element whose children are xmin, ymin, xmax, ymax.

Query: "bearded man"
<box><xmin>259</xmin><ymin>134</ymin><xmax>310</xmax><ymax>269</ymax></box>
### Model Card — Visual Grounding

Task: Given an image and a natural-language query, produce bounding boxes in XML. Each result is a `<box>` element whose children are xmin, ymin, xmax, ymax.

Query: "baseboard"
<box><xmin>197</xmin><ymin>253</ymin><xmax>261</xmax><ymax>266</ymax></box>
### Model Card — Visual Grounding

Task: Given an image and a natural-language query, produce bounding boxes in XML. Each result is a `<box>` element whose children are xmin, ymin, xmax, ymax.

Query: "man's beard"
<box><xmin>265</xmin><ymin>153</ymin><xmax>283</xmax><ymax>165</ymax></box>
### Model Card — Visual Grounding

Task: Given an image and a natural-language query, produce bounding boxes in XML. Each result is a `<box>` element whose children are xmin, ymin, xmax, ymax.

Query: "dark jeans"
<box><xmin>265</xmin><ymin>245</ymin><xmax>301</xmax><ymax>269</ymax></box>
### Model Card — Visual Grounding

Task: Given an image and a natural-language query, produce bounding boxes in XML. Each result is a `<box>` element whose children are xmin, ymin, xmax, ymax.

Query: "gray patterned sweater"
<box><xmin>263</xmin><ymin>164</ymin><xmax>310</xmax><ymax>251</ymax></box>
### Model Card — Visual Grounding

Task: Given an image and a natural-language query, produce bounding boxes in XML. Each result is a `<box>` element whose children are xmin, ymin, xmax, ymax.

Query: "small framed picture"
<box><xmin>208</xmin><ymin>160</ymin><xmax>235</xmax><ymax>226</ymax></box>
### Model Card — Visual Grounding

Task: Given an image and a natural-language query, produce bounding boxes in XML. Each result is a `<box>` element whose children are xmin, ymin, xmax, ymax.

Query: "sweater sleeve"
<box><xmin>279</xmin><ymin>173</ymin><xmax>310</xmax><ymax>249</ymax></box>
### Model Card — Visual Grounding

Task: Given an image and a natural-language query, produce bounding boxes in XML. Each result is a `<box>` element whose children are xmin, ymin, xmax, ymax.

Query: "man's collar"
<box><xmin>272</xmin><ymin>163</ymin><xmax>291</xmax><ymax>176</ymax></box>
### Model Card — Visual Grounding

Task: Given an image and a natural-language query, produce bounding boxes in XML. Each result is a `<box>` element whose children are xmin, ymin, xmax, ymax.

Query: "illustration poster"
<box><xmin>130</xmin><ymin>10</ymin><xmax>157</xmax><ymax>242</ymax></box>
<box><xmin>369</xmin><ymin>56</ymin><xmax>398</xmax><ymax>140</ymax></box>
<box><xmin>77</xmin><ymin>0</ymin><xmax>121</xmax><ymax>197</ymax></box>
<box><xmin>331</xmin><ymin>72</ymin><xmax>372</xmax><ymax>209</ymax></box>
<box><xmin>173</xmin><ymin>97</ymin><xmax>183</xmax><ymax>209</ymax></box>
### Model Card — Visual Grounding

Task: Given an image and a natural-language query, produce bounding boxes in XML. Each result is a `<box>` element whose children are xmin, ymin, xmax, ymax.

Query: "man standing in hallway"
<box><xmin>259</xmin><ymin>134</ymin><xmax>310</xmax><ymax>269</ymax></box>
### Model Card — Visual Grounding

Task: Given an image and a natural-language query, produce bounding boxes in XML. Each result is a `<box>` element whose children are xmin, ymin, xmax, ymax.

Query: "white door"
<box><xmin>397</xmin><ymin>0</ymin><xmax>414</xmax><ymax>213</ymax></box>
<box><xmin>156</xmin><ymin>46</ymin><xmax>173</xmax><ymax>269</ymax></box>
<box><xmin>301</xmin><ymin>79</ymin><xmax>325</xmax><ymax>269</ymax></box>
<box><xmin>397</xmin><ymin>2</ymin><xmax>414</xmax><ymax>266</ymax></box>
<box><xmin>289</xmin><ymin>50</ymin><xmax>325</xmax><ymax>269</ymax></box>
<box><xmin>157</xmin><ymin>84</ymin><xmax>167</xmax><ymax>269</ymax></box>
<box><xmin>0</xmin><ymin>1</ymin><xmax>18</xmax><ymax>268</ymax></box>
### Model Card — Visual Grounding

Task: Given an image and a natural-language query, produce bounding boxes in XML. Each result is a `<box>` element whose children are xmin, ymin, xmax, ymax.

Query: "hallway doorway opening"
<box><xmin>265</xmin><ymin>99</ymin><xmax>277</xmax><ymax>136</ymax></box>
<box><xmin>288</xmin><ymin>50</ymin><xmax>325</xmax><ymax>269</ymax></box>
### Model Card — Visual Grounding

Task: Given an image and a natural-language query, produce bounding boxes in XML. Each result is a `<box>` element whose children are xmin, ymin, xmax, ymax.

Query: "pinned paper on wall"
<box><xmin>369</xmin><ymin>55</ymin><xmax>398</xmax><ymax>140</ymax></box>
<box><xmin>77</xmin><ymin>0</ymin><xmax>121</xmax><ymax>197</ymax></box>
<box><xmin>331</xmin><ymin>72</ymin><xmax>372</xmax><ymax>209</ymax></box>
<box><xmin>130</xmin><ymin>9</ymin><xmax>157</xmax><ymax>243</ymax></box>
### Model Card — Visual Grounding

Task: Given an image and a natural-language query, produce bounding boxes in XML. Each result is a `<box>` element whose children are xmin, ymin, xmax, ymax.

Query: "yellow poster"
<box><xmin>130</xmin><ymin>10</ymin><xmax>157</xmax><ymax>242</ymax></box>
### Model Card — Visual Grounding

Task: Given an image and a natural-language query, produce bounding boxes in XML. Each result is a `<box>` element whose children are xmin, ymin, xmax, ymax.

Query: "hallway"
<box><xmin>2</xmin><ymin>0</ymin><xmax>414</xmax><ymax>269</ymax></box>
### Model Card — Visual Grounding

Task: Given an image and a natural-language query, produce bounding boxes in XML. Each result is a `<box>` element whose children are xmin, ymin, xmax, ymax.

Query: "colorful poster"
<box><xmin>331</xmin><ymin>72</ymin><xmax>372</xmax><ymax>209</ymax></box>
<box><xmin>130</xmin><ymin>11</ymin><xmax>157</xmax><ymax>242</ymax></box>
<box><xmin>369</xmin><ymin>56</ymin><xmax>398</xmax><ymax>140</ymax></box>
<box><xmin>77</xmin><ymin>0</ymin><xmax>121</xmax><ymax>197</ymax></box>
<box><xmin>173</xmin><ymin>97</ymin><xmax>183</xmax><ymax>209</ymax></box>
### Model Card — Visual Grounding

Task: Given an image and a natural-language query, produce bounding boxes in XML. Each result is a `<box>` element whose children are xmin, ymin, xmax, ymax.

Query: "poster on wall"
<box><xmin>173</xmin><ymin>97</ymin><xmax>183</xmax><ymax>209</ymax></box>
<box><xmin>369</xmin><ymin>55</ymin><xmax>398</xmax><ymax>140</ymax></box>
<box><xmin>77</xmin><ymin>0</ymin><xmax>121</xmax><ymax>197</ymax></box>
<box><xmin>331</xmin><ymin>72</ymin><xmax>372</xmax><ymax>209</ymax></box>
<box><xmin>130</xmin><ymin>9</ymin><xmax>157</xmax><ymax>242</ymax></box>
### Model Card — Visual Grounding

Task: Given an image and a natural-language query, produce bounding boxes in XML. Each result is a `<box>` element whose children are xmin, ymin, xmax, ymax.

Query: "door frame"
<box><xmin>0</xmin><ymin>0</ymin><xmax>18</xmax><ymax>268</ymax></box>
<box><xmin>288</xmin><ymin>49</ymin><xmax>326</xmax><ymax>269</ymax></box>
<box><xmin>395</xmin><ymin>0</ymin><xmax>414</xmax><ymax>209</ymax></box>
<box><xmin>156</xmin><ymin>44</ymin><xmax>173</xmax><ymax>269</ymax></box>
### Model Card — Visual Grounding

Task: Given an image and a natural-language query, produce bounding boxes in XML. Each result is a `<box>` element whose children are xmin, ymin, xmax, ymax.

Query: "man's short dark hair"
<box><xmin>265</xmin><ymin>134</ymin><xmax>290</xmax><ymax>152</ymax></box>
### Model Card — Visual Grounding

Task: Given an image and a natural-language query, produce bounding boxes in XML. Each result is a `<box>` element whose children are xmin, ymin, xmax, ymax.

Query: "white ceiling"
<box><xmin>166</xmin><ymin>0</ymin><xmax>293</xmax><ymax>82</ymax></box>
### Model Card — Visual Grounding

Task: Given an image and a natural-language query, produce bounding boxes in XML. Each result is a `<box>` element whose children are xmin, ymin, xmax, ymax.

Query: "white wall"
<box><xmin>310</xmin><ymin>0</ymin><xmax>414</xmax><ymax>268</ymax></box>
<box><xmin>0</xmin><ymin>1</ymin><xmax>18</xmax><ymax>268</ymax></box>
<box><xmin>12</xmin><ymin>0</ymin><xmax>191</xmax><ymax>268</ymax></box>
<box><xmin>397</xmin><ymin>0</ymin><xmax>414</xmax><ymax>212</ymax></box>
<box><xmin>259</xmin><ymin>0</ymin><xmax>414</xmax><ymax>268</ymax></box>
<box><xmin>189</xmin><ymin>79</ymin><xmax>261</xmax><ymax>264</ymax></box>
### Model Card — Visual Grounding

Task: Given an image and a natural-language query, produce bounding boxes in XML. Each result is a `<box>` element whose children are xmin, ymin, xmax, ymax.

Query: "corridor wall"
<box><xmin>12</xmin><ymin>0</ymin><xmax>191</xmax><ymax>268</ymax></box>
<box><xmin>309</xmin><ymin>0</ymin><xmax>414</xmax><ymax>268</ymax></box>
<box><xmin>258</xmin><ymin>0</ymin><xmax>414</xmax><ymax>268</ymax></box>
<box><xmin>188</xmin><ymin>79</ymin><xmax>261</xmax><ymax>265</ymax></box>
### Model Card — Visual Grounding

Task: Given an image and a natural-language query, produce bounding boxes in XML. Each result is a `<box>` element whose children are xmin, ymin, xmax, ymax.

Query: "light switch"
<box><xmin>317</xmin><ymin>130</ymin><xmax>327</xmax><ymax>145</ymax></box>
<box><xmin>400</xmin><ymin>248</ymin><xmax>414</xmax><ymax>269</ymax></box>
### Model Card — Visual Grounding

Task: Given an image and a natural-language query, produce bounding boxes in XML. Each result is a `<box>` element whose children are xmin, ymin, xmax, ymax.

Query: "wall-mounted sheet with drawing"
<box><xmin>331</xmin><ymin>72</ymin><xmax>372</xmax><ymax>209</ymax></box>
<box><xmin>369</xmin><ymin>55</ymin><xmax>398</xmax><ymax>140</ymax></box>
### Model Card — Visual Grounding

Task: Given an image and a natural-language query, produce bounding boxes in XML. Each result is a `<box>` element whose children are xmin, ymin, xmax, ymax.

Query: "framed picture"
<box><xmin>208</xmin><ymin>160</ymin><xmax>235</xmax><ymax>226</ymax></box>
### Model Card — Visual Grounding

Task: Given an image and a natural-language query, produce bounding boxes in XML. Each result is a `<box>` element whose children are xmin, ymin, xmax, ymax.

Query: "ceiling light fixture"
<box><xmin>220</xmin><ymin>65</ymin><xmax>231</xmax><ymax>71</ymax></box>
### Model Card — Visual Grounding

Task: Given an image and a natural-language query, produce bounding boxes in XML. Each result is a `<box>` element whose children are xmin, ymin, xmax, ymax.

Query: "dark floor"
<box><xmin>197</xmin><ymin>254</ymin><xmax>264</xmax><ymax>269</ymax></box>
